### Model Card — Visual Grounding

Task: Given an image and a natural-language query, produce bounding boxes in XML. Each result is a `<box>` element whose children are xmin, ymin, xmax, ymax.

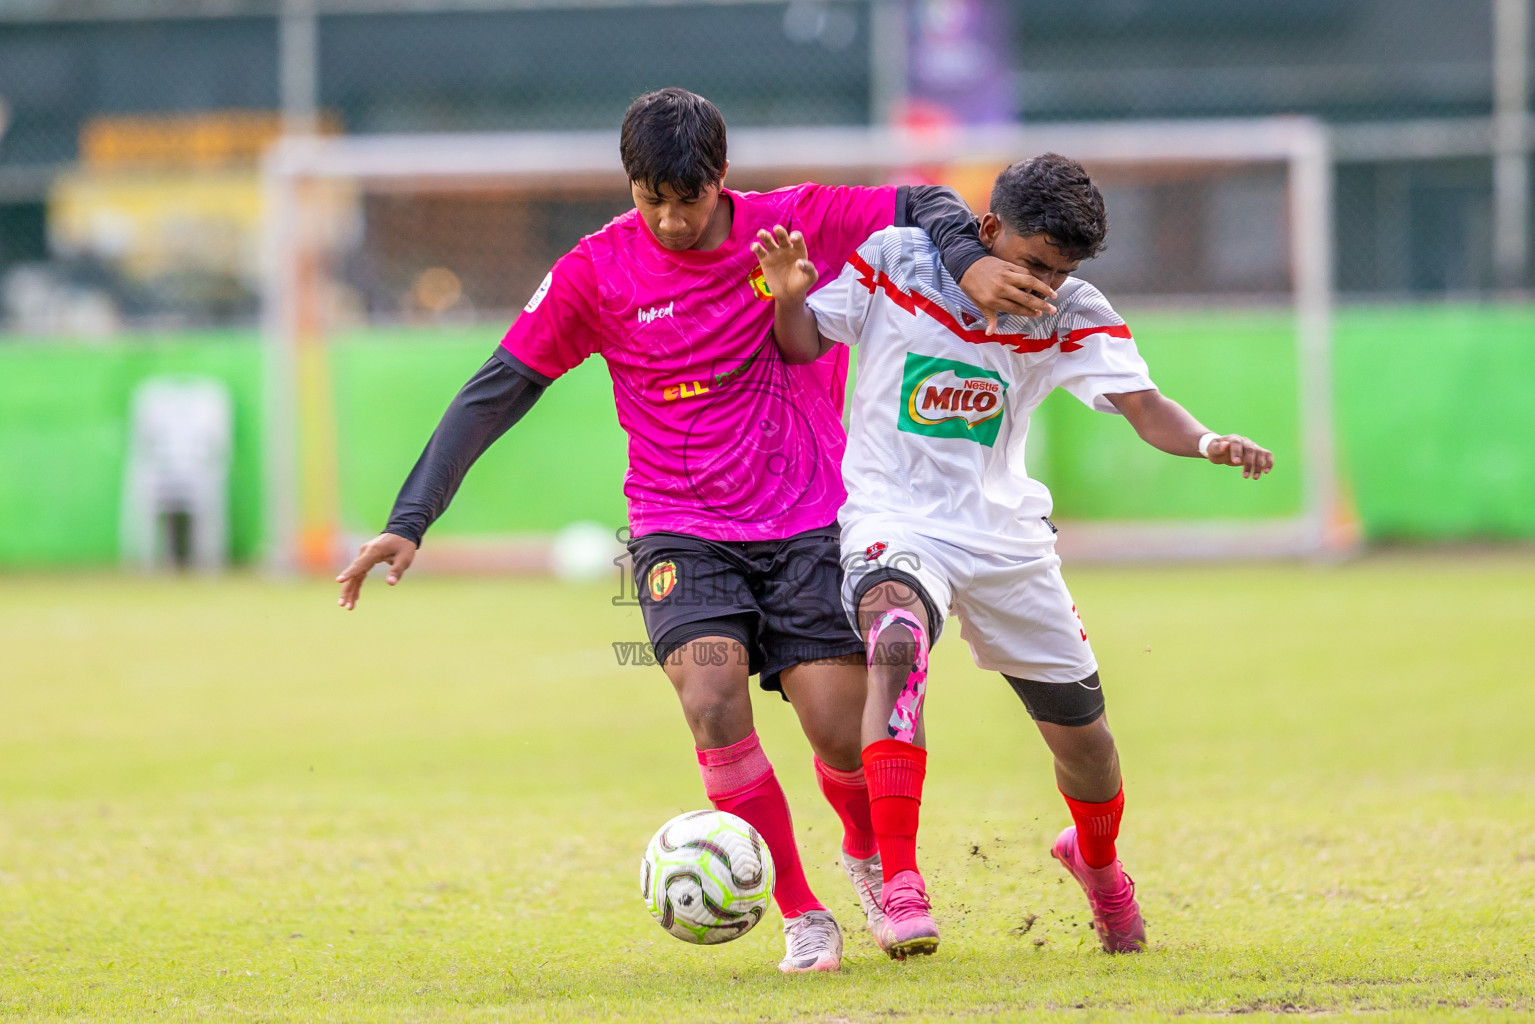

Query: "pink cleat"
<box><xmin>1051</xmin><ymin>826</ymin><xmax>1146</xmax><ymax>953</ymax></box>
<box><xmin>872</xmin><ymin>869</ymin><xmax>940</xmax><ymax>960</ymax></box>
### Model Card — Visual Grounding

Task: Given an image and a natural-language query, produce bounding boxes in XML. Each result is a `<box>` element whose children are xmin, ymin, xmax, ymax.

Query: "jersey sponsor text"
<box><xmin>911</xmin><ymin>369</ymin><xmax>1002</xmax><ymax>424</ymax></box>
<box><xmin>662</xmin><ymin>380</ymin><xmax>711</xmax><ymax>402</ymax></box>
<box><xmin>637</xmin><ymin>302</ymin><xmax>675</xmax><ymax>324</ymax></box>
<box><xmin>897</xmin><ymin>353</ymin><xmax>1008</xmax><ymax>446</ymax></box>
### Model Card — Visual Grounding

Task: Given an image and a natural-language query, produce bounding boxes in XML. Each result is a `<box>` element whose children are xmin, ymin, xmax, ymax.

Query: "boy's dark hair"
<box><xmin>620</xmin><ymin>88</ymin><xmax>728</xmax><ymax>201</ymax></box>
<box><xmin>990</xmin><ymin>153</ymin><xmax>1107</xmax><ymax>262</ymax></box>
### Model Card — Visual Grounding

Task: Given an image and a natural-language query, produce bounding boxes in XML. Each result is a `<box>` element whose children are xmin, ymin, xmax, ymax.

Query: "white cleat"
<box><xmin>840</xmin><ymin>849</ymin><xmax>885</xmax><ymax>936</ymax></box>
<box><xmin>779</xmin><ymin>909</ymin><xmax>843</xmax><ymax>973</ymax></box>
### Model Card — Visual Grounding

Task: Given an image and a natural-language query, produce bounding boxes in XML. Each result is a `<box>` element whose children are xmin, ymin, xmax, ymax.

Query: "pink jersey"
<box><xmin>502</xmin><ymin>184</ymin><xmax>897</xmax><ymax>541</ymax></box>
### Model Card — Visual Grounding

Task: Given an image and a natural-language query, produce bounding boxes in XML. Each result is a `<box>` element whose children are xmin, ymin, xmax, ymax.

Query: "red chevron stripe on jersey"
<box><xmin>847</xmin><ymin>251</ymin><xmax>1130</xmax><ymax>355</ymax></box>
<box><xmin>1059</xmin><ymin>323</ymin><xmax>1134</xmax><ymax>350</ymax></box>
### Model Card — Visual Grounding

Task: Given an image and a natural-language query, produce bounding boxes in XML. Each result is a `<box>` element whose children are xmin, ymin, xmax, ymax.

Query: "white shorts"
<box><xmin>840</xmin><ymin>517</ymin><xmax>1099</xmax><ymax>684</ymax></box>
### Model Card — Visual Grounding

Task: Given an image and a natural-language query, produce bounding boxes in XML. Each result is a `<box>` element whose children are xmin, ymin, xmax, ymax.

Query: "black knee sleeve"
<box><xmin>1004</xmin><ymin>671</ymin><xmax>1106</xmax><ymax>727</ymax></box>
<box><xmin>849</xmin><ymin>567</ymin><xmax>944</xmax><ymax>643</ymax></box>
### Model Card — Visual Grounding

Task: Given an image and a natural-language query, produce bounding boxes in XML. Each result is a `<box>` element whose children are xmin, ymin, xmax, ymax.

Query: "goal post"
<box><xmin>261</xmin><ymin>118</ymin><xmax>1351</xmax><ymax>573</ymax></box>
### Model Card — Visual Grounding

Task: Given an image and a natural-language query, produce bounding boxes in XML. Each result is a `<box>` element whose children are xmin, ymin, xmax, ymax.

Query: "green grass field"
<box><xmin>3</xmin><ymin>557</ymin><xmax>1533</xmax><ymax>1022</ymax></box>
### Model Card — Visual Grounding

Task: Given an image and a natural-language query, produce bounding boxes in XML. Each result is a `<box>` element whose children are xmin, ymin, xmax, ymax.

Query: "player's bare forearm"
<box><xmin>1107</xmin><ymin>389</ymin><xmax>1274</xmax><ymax>480</ymax></box>
<box><xmin>751</xmin><ymin>225</ymin><xmax>832</xmax><ymax>364</ymax></box>
<box><xmin>1107</xmin><ymin>389</ymin><xmax>1207</xmax><ymax>455</ymax></box>
<box><xmin>772</xmin><ymin>295</ymin><xmax>833</xmax><ymax>365</ymax></box>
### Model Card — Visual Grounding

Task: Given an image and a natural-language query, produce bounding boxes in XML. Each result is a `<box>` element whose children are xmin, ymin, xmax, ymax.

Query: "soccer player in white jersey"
<box><xmin>750</xmin><ymin>153</ymin><xmax>1274</xmax><ymax>959</ymax></box>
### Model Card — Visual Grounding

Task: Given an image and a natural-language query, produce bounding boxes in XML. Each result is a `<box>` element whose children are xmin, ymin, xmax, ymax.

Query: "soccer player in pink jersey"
<box><xmin>334</xmin><ymin>89</ymin><xmax>1058</xmax><ymax>973</ymax></box>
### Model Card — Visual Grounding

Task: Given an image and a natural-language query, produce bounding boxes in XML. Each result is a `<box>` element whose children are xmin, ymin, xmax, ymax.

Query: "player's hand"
<box><xmin>335</xmin><ymin>532</ymin><xmax>418</xmax><ymax>610</ymax></box>
<box><xmin>1205</xmin><ymin>435</ymin><xmax>1274</xmax><ymax>480</ymax></box>
<box><xmin>750</xmin><ymin>225</ymin><xmax>818</xmax><ymax>303</ymax></box>
<box><xmin>958</xmin><ymin>255</ymin><xmax>1058</xmax><ymax>334</ymax></box>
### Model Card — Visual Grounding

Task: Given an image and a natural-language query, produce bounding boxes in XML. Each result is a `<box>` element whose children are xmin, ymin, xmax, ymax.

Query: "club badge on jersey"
<box><xmin>748</xmin><ymin>266</ymin><xmax>773</xmax><ymax>301</ymax></box>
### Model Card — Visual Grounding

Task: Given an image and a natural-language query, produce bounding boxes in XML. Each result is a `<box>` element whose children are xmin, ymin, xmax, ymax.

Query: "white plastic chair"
<box><xmin>120</xmin><ymin>376</ymin><xmax>233</xmax><ymax>572</ymax></box>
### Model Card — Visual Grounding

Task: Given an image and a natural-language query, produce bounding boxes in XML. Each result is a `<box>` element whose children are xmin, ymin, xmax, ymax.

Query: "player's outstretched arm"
<box><xmin>751</xmin><ymin>225</ymin><xmax>834</xmax><ymax>365</ymax></box>
<box><xmin>334</xmin><ymin>351</ymin><xmax>550</xmax><ymax>609</ymax></box>
<box><xmin>1107</xmin><ymin>389</ymin><xmax>1275</xmax><ymax>480</ymax></box>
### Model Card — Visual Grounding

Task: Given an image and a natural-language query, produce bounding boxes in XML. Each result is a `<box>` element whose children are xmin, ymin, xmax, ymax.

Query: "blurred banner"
<box><xmin>903</xmin><ymin>0</ymin><xmax>1015</xmax><ymax>127</ymax></box>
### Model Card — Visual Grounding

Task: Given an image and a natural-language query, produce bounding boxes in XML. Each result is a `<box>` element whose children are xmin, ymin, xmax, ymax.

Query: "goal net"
<box><xmin>261</xmin><ymin>119</ymin><xmax>1352</xmax><ymax>573</ymax></box>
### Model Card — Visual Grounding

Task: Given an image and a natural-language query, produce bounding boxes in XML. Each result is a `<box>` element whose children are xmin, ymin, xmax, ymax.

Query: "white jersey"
<box><xmin>808</xmin><ymin>226</ymin><xmax>1155</xmax><ymax>557</ymax></box>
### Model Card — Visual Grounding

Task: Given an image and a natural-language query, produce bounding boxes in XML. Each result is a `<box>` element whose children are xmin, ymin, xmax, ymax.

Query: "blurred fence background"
<box><xmin>0</xmin><ymin>0</ymin><xmax>1531</xmax><ymax>569</ymax></box>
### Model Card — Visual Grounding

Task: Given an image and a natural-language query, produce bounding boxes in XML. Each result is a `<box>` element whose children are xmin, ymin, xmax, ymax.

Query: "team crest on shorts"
<box><xmin>647</xmin><ymin>560</ymin><xmax>679</xmax><ymax>601</ymax></box>
<box><xmin>864</xmin><ymin>541</ymin><xmax>887</xmax><ymax>561</ymax></box>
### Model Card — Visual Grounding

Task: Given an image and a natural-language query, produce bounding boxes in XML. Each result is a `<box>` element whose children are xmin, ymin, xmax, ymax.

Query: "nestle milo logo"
<box><xmin>909</xmin><ymin>368</ymin><xmax>1002</xmax><ymax>424</ymax></box>
<box><xmin>898</xmin><ymin>353</ymin><xmax>1007</xmax><ymax>446</ymax></box>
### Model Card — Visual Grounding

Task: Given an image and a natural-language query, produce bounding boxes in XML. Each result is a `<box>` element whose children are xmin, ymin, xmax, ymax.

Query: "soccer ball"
<box><xmin>640</xmin><ymin>810</ymin><xmax>774</xmax><ymax>944</ymax></box>
<box><xmin>550</xmin><ymin>520</ymin><xmax>620</xmax><ymax>582</ymax></box>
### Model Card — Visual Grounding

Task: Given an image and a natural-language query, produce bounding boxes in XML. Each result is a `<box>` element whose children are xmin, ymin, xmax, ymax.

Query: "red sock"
<box><xmin>861</xmin><ymin>738</ymin><xmax>927</xmax><ymax>882</ymax></box>
<box><xmin>1061</xmin><ymin>786</ymin><xmax>1125</xmax><ymax>869</ymax></box>
<box><xmin>697</xmin><ymin>733</ymin><xmax>824</xmax><ymax>918</ymax></box>
<box><xmin>813</xmin><ymin>757</ymin><xmax>877</xmax><ymax>859</ymax></box>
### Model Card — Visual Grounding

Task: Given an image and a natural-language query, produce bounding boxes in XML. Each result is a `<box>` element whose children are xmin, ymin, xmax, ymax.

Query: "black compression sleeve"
<box><xmin>382</xmin><ymin>348</ymin><xmax>550</xmax><ymax>546</ymax></box>
<box><xmin>898</xmin><ymin>184</ymin><xmax>989</xmax><ymax>286</ymax></box>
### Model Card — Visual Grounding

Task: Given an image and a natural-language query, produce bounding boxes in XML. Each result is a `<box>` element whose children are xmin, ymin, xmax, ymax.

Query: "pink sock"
<box><xmin>814</xmin><ymin>757</ymin><xmax>877</xmax><ymax>859</ymax></box>
<box><xmin>697</xmin><ymin>733</ymin><xmax>824</xmax><ymax>918</ymax></box>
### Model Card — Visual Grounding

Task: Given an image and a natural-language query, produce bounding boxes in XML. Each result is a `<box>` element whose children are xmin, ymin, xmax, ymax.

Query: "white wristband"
<box><xmin>1197</xmin><ymin>432</ymin><xmax>1219</xmax><ymax>458</ymax></box>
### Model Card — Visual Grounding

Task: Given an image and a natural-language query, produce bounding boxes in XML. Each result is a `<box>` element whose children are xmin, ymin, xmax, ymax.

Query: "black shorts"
<box><xmin>627</xmin><ymin>525</ymin><xmax>865</xmax><ymax>695</ymax></box>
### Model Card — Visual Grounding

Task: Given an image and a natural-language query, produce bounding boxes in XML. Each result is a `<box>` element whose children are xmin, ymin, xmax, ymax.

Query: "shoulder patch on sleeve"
<box><xmin>523</xmin><ymin>271</ymin><xmax>553</xmax><ymax>314</ymax></box>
